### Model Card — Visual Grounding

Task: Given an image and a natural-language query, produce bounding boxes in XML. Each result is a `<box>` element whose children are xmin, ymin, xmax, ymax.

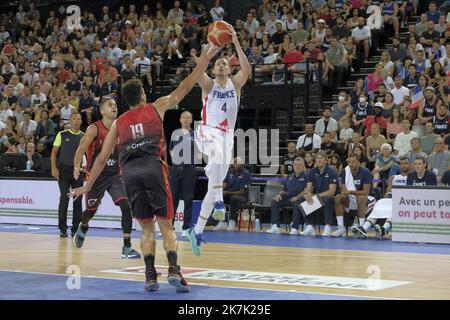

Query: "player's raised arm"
<box><xmin>153</xmin><ymin>43</ymin><xmax>219</xmax><ymax>117</ymax></box>
<box><xmin>69</xmin><ymin>121</ymin><xmax>119</xmax><ymax>199</ymax></box>
<box><xmin>73</xmin><ymin>124</ymin><xmax>98</xmax><ymax>180</ymax></box>
<box><xmin>228</xmin><ymin>25</ymin><xmax>251</xmax><ymax>92</ymax></box>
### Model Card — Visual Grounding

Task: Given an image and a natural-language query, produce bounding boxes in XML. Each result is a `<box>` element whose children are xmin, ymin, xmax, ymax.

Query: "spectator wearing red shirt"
<box><xmin>364</xmin><ymin>102</ymin><xmax>388</xmax><ymax>137</ymax></box>
<box><xmin>283</xmin><ymin>43</ymin><xmax>304</xmax><ymax>68</ymax></box>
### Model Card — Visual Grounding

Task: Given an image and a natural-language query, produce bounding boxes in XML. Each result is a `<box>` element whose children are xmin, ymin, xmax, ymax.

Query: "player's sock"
<box><xmin>336</xmin><ymin>216</ymin><xmax>344</xmax><ymax>228</ymax></box>
<box><xmin>362</xmin><ymin>221</ymin><xmax>372</xmax><ymax>232</ymax></box>
<box><xmin>214</xmin><ymin>188</ymin><xmax>223</xmax><ymax>203</ymax></box>
<box><xmin>167</xmin><ymin>251</ymin><xmax>178</xmax><ymax>267</ymax></box>
<box><xmin>383</xmin><ymin>221</ymin><xmax>392</xmax><ymax>232</ymax></box>
<box><xmin>359</xmin><ymin>218</ymin><xmax>365</xmax><ymax>226</ymax></box>
<box><xmin>123</xmin><ymin>236</ymin><xmax>131</xmax><ymax>247</ymax></box>
<box><xmin>80</xmin><ymin>223</ymin><xmax>89</xmax><ymax>233</ymax></box>
<box><xmin>81</xmin><ymin>210</ymin><xmax>95</xmax><ymax>225</ymax></box>
<box><xmin>194</xmin><ymin>214</ymin><xmax>209</xmax><ymax>235</ymax></box>
<box><xmin>144</xmin><ymin>254</ymin><xmax>156</xmax><ymax>273</ymax></box>
<box><xmin>119</xmin><ymin>200</ymin><xmax>133</xmax><ymax>234</ymax></box>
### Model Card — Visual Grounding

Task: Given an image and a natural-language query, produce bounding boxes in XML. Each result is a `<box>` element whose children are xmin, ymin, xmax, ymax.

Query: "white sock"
<box><xmin>383</xmin><ymin>221</ymin><xmax>391</xmax><ymax>232</ymax></box>
<box><xmin>359</xmin><ymin>218</ymin><xmax>365</xmax><ymax>226</ymax></box>
<box><xmin>194</xmin><ymin>214</ymin><xmax>209</xmax><ymax>235</ymax></box>
<box><xmin>336</xmin><ymin>216</ymin><xmax>344</xmax><ymax>227</ymax></box>
<box><xmin>362</xmin><ymin>221</ymin><xmax>372</xmax><ymax>231</ymax></box>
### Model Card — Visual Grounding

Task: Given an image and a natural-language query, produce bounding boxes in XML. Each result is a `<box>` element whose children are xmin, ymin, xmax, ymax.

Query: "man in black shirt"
<box><xmin>50</xmin><ymin>113</ymin><xmax>84</xmax><ymax>237</ymax></box>
<box><xmin>271</xmin><ymin>22</ymin><xmax>287</xmax><ymax>50</ymax></box>
<box><xmin>421</xmin><ymin>20</ymin><xmax>440</xmax><ymax>48</ymax></box>
<box><xmin>66</xmin><ymin>72</ymin><xmax>82</xmax><ymax>95</ymax></box>
<box><xmin>120</xmin><ymin>58</ymin><xmax>136</xmax><ymax>84</ymax></box>
<box><xmin>280</xmin><ymin>142</ymin><xmax>299</xmax><ymax>176</ymax></box>
<box><xmin>320</xmin><ymin>132</ymin><xmax>338</xmax><ymax>157</ymax></box>
<box><xmin>79</xmin><ymin>87</ymin><xmax>96</xmax><ymax>129</ymax></box>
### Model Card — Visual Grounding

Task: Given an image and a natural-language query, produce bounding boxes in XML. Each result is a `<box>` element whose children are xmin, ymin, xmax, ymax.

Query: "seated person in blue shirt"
<box><xmin>406</xmin><ymin>156</ymin><xmax>438</xmax><ymax>186</ymax></box>
<box><xmin>334</xmin><ymin>153</ymin><xmax>373</xmax><ymax>237</ymax></box>
<box><xmin>300</xmin><ymin>151</ymin><xmax>338</xmax><ymax>237</ymax></box>
<box><xmin>214</xmin><ymin>157</ymin><xmax>251</xmax><ymax>232</ymax></box>
<box><xmin>267</xmin><ymin>158</ymin><xmax>308</xmax><ymax>235</ymax></box>
<box><xmin>441</xmin><ymin>169</ymin><xmax>450</xmax><ymax>186</ymax></box>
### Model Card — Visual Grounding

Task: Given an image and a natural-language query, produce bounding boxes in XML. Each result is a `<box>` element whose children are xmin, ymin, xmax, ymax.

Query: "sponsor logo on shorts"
<box><xmin>87</xmin><ymin>199</ymin><xmax>98</xmax><ymax>207</ymax></box>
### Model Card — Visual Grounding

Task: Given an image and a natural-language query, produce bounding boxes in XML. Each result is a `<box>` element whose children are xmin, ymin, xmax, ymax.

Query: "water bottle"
<box><xmin>255</xmin><ymin>218</ymin><xmax>261</xmax><ymax>232</ymax></box>
<box><xmin>26</xmin><ymin>160</ymin><xmax>32</xmax><ymax>171</ymax></box>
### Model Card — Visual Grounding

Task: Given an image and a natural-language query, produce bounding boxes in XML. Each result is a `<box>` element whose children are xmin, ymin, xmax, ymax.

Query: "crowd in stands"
<box><xmin>0</xmin><ymin>0</ymin><xmax>449</xmax><ymax>236</ymax></box>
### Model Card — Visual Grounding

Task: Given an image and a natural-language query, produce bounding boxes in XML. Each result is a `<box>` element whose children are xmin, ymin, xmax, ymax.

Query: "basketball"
<box><xmin>207</xmin><ymin>21</ymin><xmax>232</xmax><ymax>47</ymax></box>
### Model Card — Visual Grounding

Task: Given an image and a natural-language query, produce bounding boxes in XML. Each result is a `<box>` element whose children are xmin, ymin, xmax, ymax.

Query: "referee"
<box><xmin>169</xmin><ymin>111</ymin><xmax>200</xmax><ymax>237</ymax></box>
<box><xmin>50</xmin><ymin>113</ymin><xmax>84</xmax><ymax>237</ymax></box>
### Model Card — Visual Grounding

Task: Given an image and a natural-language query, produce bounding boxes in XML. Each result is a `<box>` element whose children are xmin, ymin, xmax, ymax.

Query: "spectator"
<box><xmin>391</xmin><ymin>76</ymin><xmax>410</xmax><ymax>105</ymax></box>
<box><xmin>36</xmin><ymin>141</ymin><xmax>49</xmax><ymax>158</ymax></box>
<box><xmin>98</xmin><ymin>61</ymin><xmax>118</xmax><ymax>87</ymax></box>
<box><xmin>167</xmin><ymin>0</ymin><xmax>184</xmax><ymax>25</ymax></box>
<box><xmin>301</xmin><ymin>151</ymin><xmax>338</xmax><ymax>236</ymax></box>
<box><xmin>394</xmin><ymin>119</ymin><xmax>419</xmax><ymax>156</ymax></box>
<box><xmin>79</xmin><ymin>88</ymin><xmax>96</xmax><ymax>128</ymax></box>
<box><xmin>210</xmin><ymin>0</ymin><xmax>225</xmax><ymax>22</ymax></box>
<box><xmin>315</xmin><ymin>106</ymin><xmax>338</xmax><ymax>139</ymax></box>
<box><xmin>16</xmin><ymin>135</ymin><xmax>27</xmax><ymax>154</ymax></box>
<box><xmin>266</xmin><ymin>11</ymin><xmax>283</xmax><ymax>37</ymax></box>
<box><xmin>421</xmin><ymin>122</ymin><xmax>440</xmax><ymax>155</ymax></box>
<box><xmin>363</xmin><ymin>102</ymin><xmax>387</xmax><ymax>137</ymax></box>
<box><xmin>120</xmin><ymin>58</ymin><xmax>137</xmax><ymax>84</ymax></box>
<box><xmin>421</xmin><ymin>20</ymin><xmax>440</xmax><ymax>49</ymax></box>
<box><xmin>352</xmin><ymin>92</ymin><xmax>374</xmax><ymax>131</ymax></box>
<box><xmin>366</xmin><ymin>123</ymin><xmax>387</xmax><ymax>166</ymax></box>
<box><xmin>351</xmin><ymin>17</ymin><xmax>371</xmax><ymax>63</ymax></box>
<box><xmin>387</xmin><ymin>107</ymin><xmax>404</xmax><ymax>142</ymax></box>
<box><xmin>334</xmin><ymin>153</ymin><xmax>374</xmax><ymax>237</ymax></box>
<box><xmin>418</xmin><ymin>86</ymin><xmax>441</xmax><ymax>125</ymax></box>
<box><xmin>332</xmin><ymin>91</ymin><xmax>351</xmax><ymax>121</ymax></box>
<box><xmin>426</xmin><ymin>1</ymin><xmax>441</xmax><ymax>24</ymax></box>
<box><xmin>333</xmin><ymin>15</ymin><xmax>350</xmax><ymax>41</ymax></box>
<box><xmin>407</xmin><ymin>156</ymin><xmax>438</xmax><ymax>185</ymax></box>
<box><xmin>432</xmin><ymin>104</ymin><xmax>450</xmax><ymax>137</ymax></box>
<box><xmin>24</xmin><ymin>142</ymin><xmax>42</xmax><ymax>171</ymax></box>
<box><xmin>66</xmin><ymin>73</ymin><xmax>82</xmax><ymax>95</ymax></box>
<box><xmin>100</xmin><ymin>74</ymin><xmax>118</xmax><ymax>99</ymax></box>
<box><xmin>428</xmin><ymin>137</ymin><xmax>450</xmax><ymax>177</ymax></box>
<box><xmin>267</xmin><ymin>158</ymin><xmax>308</xmax><ymax>235</ymax></box>
<box><xmin>59</xmin><ymin>96</ymin><xmax>76</xmax><ymax>129</ymax></box>
<box><xmin>291</xmin><ymin>22</ymin><xmax>309</xmax><ymax>45</ymax></box>
<box><xmin>380</xmin><ymin>0</ymin><xmax>399</xmax><ymax>29</ymax></box>
<box><xmin>320</xmin><ymin>131</ymin><xmax>338</xmax><ymax>157</ymax></box>
<box><xmin>19</xmin><ymin>110</ymin><xmax>37</xmax><ymax>140</ymax></box>
<box><xmin>30</xmin><ymin>85</ymin><xmax>47</xmax><ymax>111</ymax></box>
<box><xmin>405</xmin><ymin>137</ymin><xmax>428</xmax><ymax>168</ymax></box>
<box><xmin>441</xmin><ymin>169</ymin><xmax>450</xmax><ymax>186</ymax></box>
<box><xmin>22</xmin><ymin>63</ymin><xmax>39</xmax><ymax>88</ymax></box>
<box><xmin>271</xmin><ymin>22</ymin><xmax>288</xmax><ymax>49</ymax></box>
<box><xmin>388</xmin><ymin>36</ymin><xmax>407</xmax><ymax>65</ymax></box>
<box><xmin>372</xmin><ymin>143</ymin><xmax>399</xmax><ymax>187</ymax></box>
<box><xmin>326</xmin><ymin>37</ymin><xmax>347</xmax><ymax>88</ymax></box>
<box><xmin>34</xmin><ymin>109</ymin><xmax>56</xmax><ymax>150</ymax></box>
<box><xmin>296</xmin><ymin>123</ymin><xmax>322</xmax><ymax>153</ymax></box>
<box><xmin>280</xmin><ymin>141</ymin><xmax>299</xmax><ymax>176</ymax></box>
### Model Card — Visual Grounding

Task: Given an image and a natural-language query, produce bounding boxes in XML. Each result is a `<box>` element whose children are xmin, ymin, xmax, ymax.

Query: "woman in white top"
<box><xmin>380</xmin><ymin>51</ymin><xmax>395</xmax><ymax>77</ymax></box>
<box><xmin>312</xmin><ymin>20</ymin><xmax>326</xmax><ymax>43</ymax></box>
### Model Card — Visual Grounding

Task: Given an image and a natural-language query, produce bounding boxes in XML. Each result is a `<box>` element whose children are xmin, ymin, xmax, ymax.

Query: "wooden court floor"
<box><xmin>1</xmin><ymin>231</ymin><xmax>450</xmax><ymax>299</ymax></box>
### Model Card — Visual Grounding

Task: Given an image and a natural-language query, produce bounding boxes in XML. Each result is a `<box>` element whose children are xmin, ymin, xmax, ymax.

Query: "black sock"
<box><xmin>144</xmin><ymin>254</ymin><xmax>156</xmax><ymax>273</ymax></box>
<box><xmin>80</xmin><ymin>224</ymin><xmax>89</xmax><ymax>233</ymax></box>
<box><xmin>123</xmin><ymin>236</ymin><xmax>131</xmax><ymax>247</ymax></box>
<box><xmin>167</xmin><ymin>251</ymin><xmax>178</xmax><ymax>267</ymax></box>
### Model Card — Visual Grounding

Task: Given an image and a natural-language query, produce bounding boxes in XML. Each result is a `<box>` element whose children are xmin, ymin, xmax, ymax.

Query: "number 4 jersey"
<box><xmin>116</xmin><ymin>104</ymin><xmax>166</xmax><ymax>166</ymax></box>
<box><xmin>86</xmin><ymin>120</ymin><xmax>120</xmax><ymax>175</ymax></box>
<box><xmin>201</xmin><ymin>79</ymin><xmax>239</xmax><ymax>132</ymax></box>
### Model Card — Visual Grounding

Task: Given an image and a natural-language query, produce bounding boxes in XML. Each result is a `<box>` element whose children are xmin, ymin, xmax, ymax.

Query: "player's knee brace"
<box><xmin>118</xmin><ymin>200</ymin><xmax>133</xmax><ymax>234</ymax></box>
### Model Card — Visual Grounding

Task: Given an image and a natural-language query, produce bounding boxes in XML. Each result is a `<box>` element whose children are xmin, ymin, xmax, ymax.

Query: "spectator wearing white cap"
<box><xmin>312</xmin><ymin>19</ymin><xmax>327</xmax><ymax>44</ymax></box>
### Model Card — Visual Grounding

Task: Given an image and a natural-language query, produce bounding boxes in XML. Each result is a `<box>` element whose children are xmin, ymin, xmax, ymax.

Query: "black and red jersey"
<box><xmin>86</xmin><ymin>120</ymin><xmax>120</xmax><ymax>174</ymax></box>
<box><xmin>116</xmin><ymin>103</ymin><xmax>166</xmax><ymax>166</ymax></box>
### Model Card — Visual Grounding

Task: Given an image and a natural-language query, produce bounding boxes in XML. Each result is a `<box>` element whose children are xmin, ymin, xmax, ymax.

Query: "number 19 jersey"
<box><xmin>201</xmin><ymin>79</ymin><xmax>239</xmax><ymax>132</ymax></box>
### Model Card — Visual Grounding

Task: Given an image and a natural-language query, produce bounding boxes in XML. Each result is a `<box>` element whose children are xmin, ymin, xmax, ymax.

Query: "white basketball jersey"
<box><xmin>392</xmin><ymin>174</ymin><xmax>407</xmax><ymax>186</ymax></box>
<box><xmin>201</xmin><ymin>79</ymin><xmax>239</xmax><ymax>131</ymax></box>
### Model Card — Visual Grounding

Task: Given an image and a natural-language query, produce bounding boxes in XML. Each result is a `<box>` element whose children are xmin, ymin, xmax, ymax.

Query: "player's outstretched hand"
<box><xmin>67</xmin><ymin>186</ymin><xmax>89</xmax><ymax>201</ymax></box>
<box><xmin>200</xmin><ymin>42</ymin><xmax>220</xmax><ymax>61</ymax></box>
